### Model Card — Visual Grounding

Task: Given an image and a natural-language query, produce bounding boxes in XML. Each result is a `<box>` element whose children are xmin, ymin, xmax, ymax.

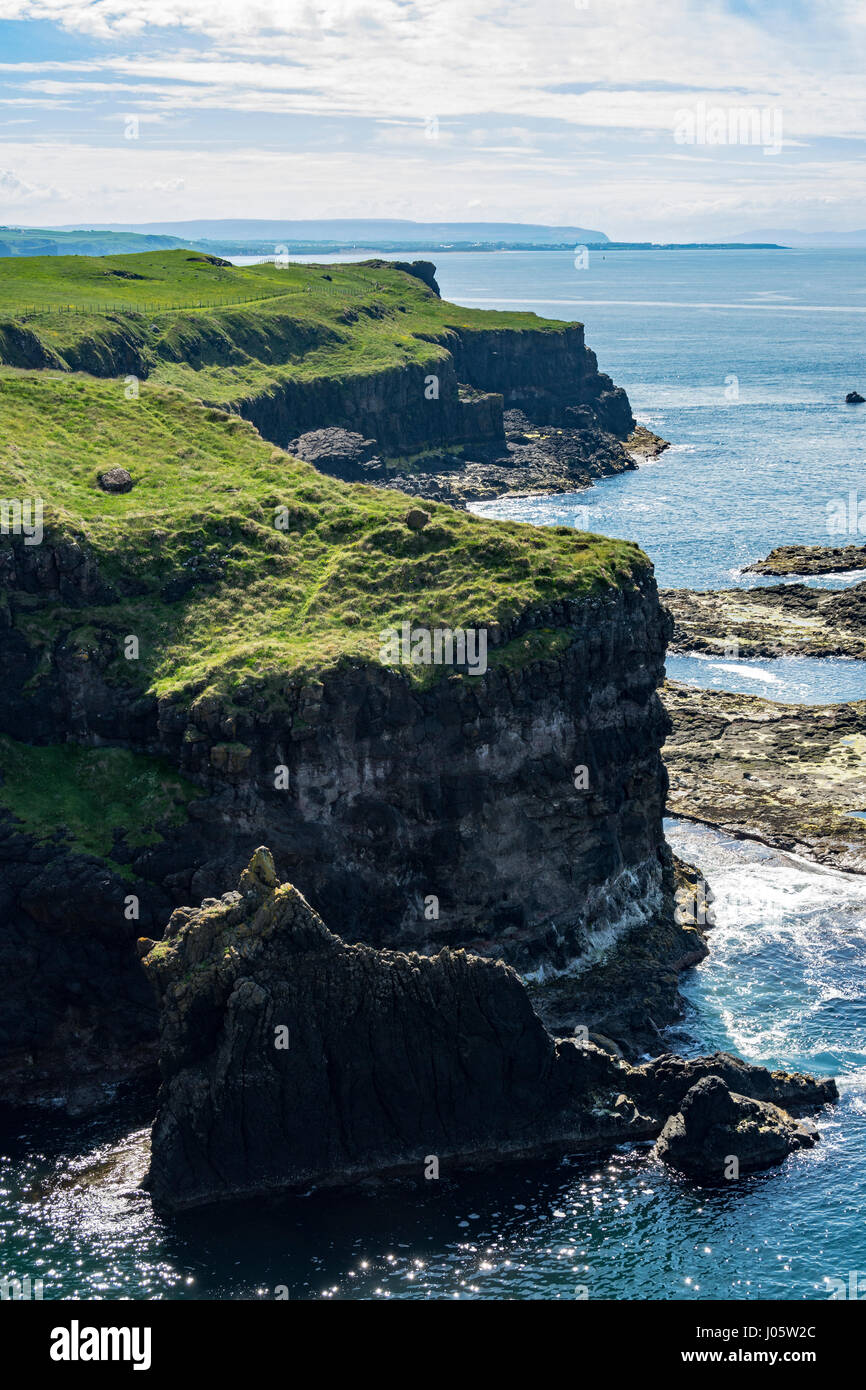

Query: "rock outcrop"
<box><xmin>662</xmin><ymin>681</ymin><xmax>866</xmax><ymax>872</ymax></box>
<box><xmin>142</xmin><ymin>849</ymin><xmax>655</xmax><ymax>1211</ymax></box>
<box><xmin>744</xmin><ymin>543</ymin><xmax>866</xmax><ymax>577</ymax></box>
<box><xmin>654</xmin><ymin>1076</ymin><xmax>820</xmax><ymax>1180</ymax></box>
<box><xmin>664</xmin><ymin>580</ymin><xmax>866</xmax><ymax>658</ymax></box>
<box><xmin>631</xmin><ymin>1051</ymin><xmax>836</xmax><ymax>1120</ymax></box>
<box><xmin>287</xmin><ymin>413</ymin><xmax>639</xmax><ymax>508</ymax></box>
<box><xmin>142</xmin><ymin>851</ymin><xmax>836</xmax><ymax>1212</ymax></box>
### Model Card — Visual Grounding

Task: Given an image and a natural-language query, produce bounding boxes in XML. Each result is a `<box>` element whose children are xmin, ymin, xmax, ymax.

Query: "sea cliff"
<box><xmin>0</xmin><ymin>252</ymin><xmax>679</xmax><ymax>1112</ymax></box>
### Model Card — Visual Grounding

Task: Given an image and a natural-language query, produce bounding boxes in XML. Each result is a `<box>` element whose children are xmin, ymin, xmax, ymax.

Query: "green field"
<box><xmin>0</xmin><ymin>368</ymin><xmax>645</xmax><ymax>705</ymax></box>
<box><xmin>0</xmin><ymin>249</ymin><xmax>316</xmax><ymax>312</ymax></box>
<box><xmin>0</xmin><ymin>250</ymin><xmax>647</xmax><ymax>713</ymax></box>
<box><xmin>0</xmin><ymin>251</ymin><xmax>575</xmax><ymax>398</ymax></box>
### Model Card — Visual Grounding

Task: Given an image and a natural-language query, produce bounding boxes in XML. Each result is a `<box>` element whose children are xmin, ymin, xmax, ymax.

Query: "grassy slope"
<box><xmin>0</xmin><ymin>736</ymin><xmax>202</xmax><ymax>873</ymax></box>
<box><xmin>0</xmin><ymin>368</ymin><xmax>647</xmax><ymax>704</ymax></box>
<box><xmin>0</xmin><ymin>251</ymin><xmax>649</xmax><ymax>853</ymax></box>
<box><xmin>0</xmin><ymin>250</ymin><xmax>576</xmax><ymax>406</ymax></box>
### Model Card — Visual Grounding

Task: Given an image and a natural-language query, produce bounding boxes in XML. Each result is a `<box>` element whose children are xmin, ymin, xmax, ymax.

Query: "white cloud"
<box><xmin>0</xmin><ymin>166</ymin><xmax>64</xmax><ymax>202</ymax></box>
<box><xmin>0</xmin><ymin>1</ymin><xmax>865</xmax><ymax>234</ymax></box>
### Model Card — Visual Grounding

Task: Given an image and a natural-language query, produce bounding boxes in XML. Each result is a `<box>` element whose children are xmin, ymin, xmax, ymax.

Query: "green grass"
<box><xmin>0</xmin><ymin>250</ymin><xmax>579</xmax><ymax>407</ymax></box>
<box><xmin>0</xmin><ymin>367</ymin><xmax>648</xmax><ymax>708</ymax></box>
<box><xmin>0</xmin><ymin>249</ymin><xmax>305</xmax><ymax>312</ymax></box>
<box><xmin>0</xmin><ymin>249</ymin><xmax>650</xmax><ymax>713</ymax></box>
<box><xmin>0</xmin><ymin>734</ymin><xmax>203</xmax><ymax>869</ymax></box>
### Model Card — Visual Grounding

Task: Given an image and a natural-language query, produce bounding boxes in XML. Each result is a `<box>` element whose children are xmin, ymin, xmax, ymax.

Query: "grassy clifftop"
<box><xmin>0</xmin><ymin>366</ymin><xmax>648</xmax><ymax>706</ymax></box>
<box><xmin>0</xmin><ymin>250</ymin><xmax>578</xmax><ymax>402</ymax></box>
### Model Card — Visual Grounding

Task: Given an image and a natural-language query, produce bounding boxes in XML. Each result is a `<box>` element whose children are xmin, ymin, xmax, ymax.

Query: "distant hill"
<box><xmin>729</xmin><ymin>228</ymin><xmax>866</xmax><ymax>248</ymax></box>
<box><xmin>52</xmin><ymin>218</ymin><xmax>611</xmax><ymax>247</ymax></box>
<box><xmin>0</xmin><ymin>226</ymin><xmax>189</xmax><ymax>257</ymax></box>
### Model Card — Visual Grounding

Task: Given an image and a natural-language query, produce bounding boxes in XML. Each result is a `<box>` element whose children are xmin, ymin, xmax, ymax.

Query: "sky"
<box><xmin>0</xmin><ymin>0</ymin><xmax>864</xmax><ymax>240</ymax></box>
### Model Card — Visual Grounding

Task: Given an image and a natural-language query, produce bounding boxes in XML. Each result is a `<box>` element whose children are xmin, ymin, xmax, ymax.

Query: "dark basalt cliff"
<box><xmin>273</xmin><ymin>319</ymin><xmax>637</xmax><ymax>504</ymax></box>
<box><xmin>0</xmin><ymin>539</ymin><xmax>672</xmax><ymax>966</ymax></box>
<box><xmin>0</xmin><ymin>532</ymin><xmax>686</xmax><ymax>1104</ymax></box>
<box><xmin>141</xmin><ymin>849</ymin><xmax>835</xmax><ymax>1212</ymax></box>
<box><xmin>0</xmin><ymin>831</ymin><xmax>162</xmax><ymax>1113</ymax></box>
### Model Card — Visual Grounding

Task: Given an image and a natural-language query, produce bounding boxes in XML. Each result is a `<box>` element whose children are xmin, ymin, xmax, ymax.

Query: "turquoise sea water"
<box><xmin>2</xmin><ymin>248</ymin><xmax>865</xmax><ymax>1301</ymax></box>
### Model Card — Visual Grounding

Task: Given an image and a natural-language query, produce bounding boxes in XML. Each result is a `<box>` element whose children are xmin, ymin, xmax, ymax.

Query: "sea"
<box><xmin>2</xmin><ymin>247</ymin><xmax>865</xmax><ymax>1301</ymax></box>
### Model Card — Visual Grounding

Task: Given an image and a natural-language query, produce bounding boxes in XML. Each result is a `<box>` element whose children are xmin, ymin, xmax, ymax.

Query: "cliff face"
<box><xmin>193</xmin><ymin>319</ymin><xmax>634</xmax><ymax>463</ymax></box>
<box><xmin>433</xmin><ymin>323</ymin><xmax>634</xmax><ymax>434</ymax></box>
<box><xmin>0</xmin><ymin>529</ymin><xmax>680</xmax><ymax>1102</ymax></box>
<box><xmin>0</xmin><ymin>539</ymin><xmax>672</xmax><ymax>973</ymax></box>
<box><xmin>239</xmin><ymin>355</ymin><xmax>505</xmax><ymax>459</ymax></box>
<box><xmin>162</xmin><ymin>587</ymin><xmax>671</xmax><ymax>974</ymax></box>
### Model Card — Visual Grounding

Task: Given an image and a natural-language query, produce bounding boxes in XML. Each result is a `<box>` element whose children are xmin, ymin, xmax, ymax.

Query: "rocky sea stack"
<box><xmin>141</xmin><ymin>848</ymin><xmax>652</xmax><ymax>1210</ymax></box>
<box><xmin>142</xmin><ymin>849</ymin><xmax>837</xmax><ymax>1213</ymax></box>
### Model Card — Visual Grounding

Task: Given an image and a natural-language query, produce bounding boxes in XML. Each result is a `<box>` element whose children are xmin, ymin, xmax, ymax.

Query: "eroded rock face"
<box><xmin>142</xmin><ymin>852</ymin><xmax>837</xmax><ymax>1211</ymax></box>
<box><xmin>257</xmin><ymin>316</ymin><xmax>638</xmax><ymax>506</ymax></box>
<box><xmin>142</xmin><ymin>849</ymin><xmax>654</xmax><ymax>1211</ymax></box>
<box><xmin>654</xmin><ymin>1076</ymin><xmax>820</xmax><ymax>1180</ymax></box>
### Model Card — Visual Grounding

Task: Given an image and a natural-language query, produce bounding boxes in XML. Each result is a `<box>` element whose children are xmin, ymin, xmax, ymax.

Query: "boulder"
<box><xmin>285</xmin><ymin>428</ymin><xmax>379</xmax><ymax>479</ymax></box>
<box><xmin>654</xmin><ymin>1075</ymin><xmax>820</xmax><ymax>1180</ymax></box>
<box><xmin>404</xmin><ymin>507</ymin><xmax>430</xmax><ymax>531</ymax></box>
<box><xmin>845</xmin><ymin>391</ymin><xmax>865</xmax><ymax>404</ymax></box>
<box><xmin>98</xmin><ymin>467</ymin><xmax>134</xmax><ymax>493</ymax></box>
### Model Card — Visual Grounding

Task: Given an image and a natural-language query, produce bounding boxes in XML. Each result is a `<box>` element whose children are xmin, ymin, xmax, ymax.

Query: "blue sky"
<box><xmin>0</xmin><ymin>0</ymin><xmax>864</xmax><ymax>238</ymax></box>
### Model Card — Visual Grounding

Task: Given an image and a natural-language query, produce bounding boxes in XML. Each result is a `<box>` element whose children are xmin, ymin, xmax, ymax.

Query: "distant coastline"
<box><xmin>0</xmin><ymin>222</ymin><xmax>787</xmax><ymax>259</ymax></box>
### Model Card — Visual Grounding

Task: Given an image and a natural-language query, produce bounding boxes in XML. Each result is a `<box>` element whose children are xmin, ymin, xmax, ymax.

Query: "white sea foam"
<box><xmin>710</xmin><ymin>662</ymin><xmax>780</xmax><ymax>683</ymax></box>
<box><xmin>666</xmin><ymin>820</ymin><xmax>866</xmax><ymax>1072</ymax></box>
